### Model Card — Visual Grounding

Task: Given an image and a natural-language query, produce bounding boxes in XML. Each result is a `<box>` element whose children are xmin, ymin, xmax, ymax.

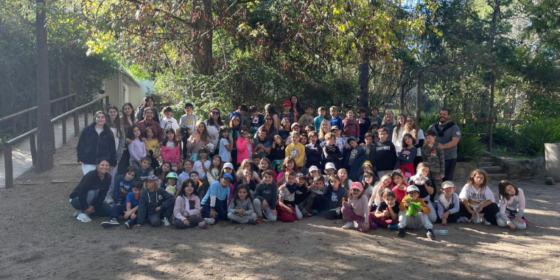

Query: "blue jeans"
<box><xmin>201</xmin><ymin>199</ymin><xmax>228</xmax><ymax>222</ymax></box>
<box><xmin>444</xmin><ymin>158</ymin><xmax>457</xmax><ymax>181</ymax></box>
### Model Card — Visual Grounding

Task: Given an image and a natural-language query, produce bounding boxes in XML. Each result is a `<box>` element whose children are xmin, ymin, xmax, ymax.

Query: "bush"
<box><xmin>457</xmin><ymin>135</ymin><xmax>486</xmax><ymax>162</ymax></box>
<box><xmin>492</xmin><ymin>124</ymin><xmax>518</xmax><ymax>148</ymax></box>
<box><xmin>515</xmin><ymin>119</ymin><xmax>560</xmax><ymax>156</ymax></box>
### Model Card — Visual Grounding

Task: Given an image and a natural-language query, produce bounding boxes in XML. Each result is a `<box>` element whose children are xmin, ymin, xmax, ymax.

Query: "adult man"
<box><xmin>138</xmin><ymin>107</ymin><xmax>163</xmax><ymax>142</ymax></box>
<box><xmin>427</xmin><ymin>109</ymin><xmax>461</xmax><ymax>181</ymax></box>
<box><xmin>136</xmin><ymin>96</ymin><xmax>160</xmax><ymax>123</ymax></box>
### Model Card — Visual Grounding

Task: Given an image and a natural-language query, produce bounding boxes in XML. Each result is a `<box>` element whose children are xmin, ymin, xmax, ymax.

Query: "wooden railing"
<box><xmin>3</xmin><ymin>94</ymin><xmax>109</xmax><ymax>188</ymax></box>
<box><xmin>459</xmin><ymin>117</ymin><xmax>523</xmax><ymax>136</ymax></box>
<box><xmin>0</xmin><ymin>94</ymin><xmax>77</xmax><ymax>138</ymax></box>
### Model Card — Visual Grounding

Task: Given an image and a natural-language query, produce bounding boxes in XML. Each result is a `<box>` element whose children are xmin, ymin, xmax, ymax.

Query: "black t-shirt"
<box><xmin>377</xmin><ymin>200</ymin><xmax>400</xmax><ymax>214</ymax></box>
<box><xmin>294</xmin><ymin>185</ymin><xmax>310</xmax><ymax>205</ymax></box>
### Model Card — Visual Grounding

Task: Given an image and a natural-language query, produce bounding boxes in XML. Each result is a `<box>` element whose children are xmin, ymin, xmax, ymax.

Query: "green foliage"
<box><xmin>516</xmin><ymin>119</ymin><xmax>560</xmax><ymax>156</ymax></box>
<box><xmin>457</xmin><ymin>136</ymin><xmax>486</xmax><ymax>162</ymax></box>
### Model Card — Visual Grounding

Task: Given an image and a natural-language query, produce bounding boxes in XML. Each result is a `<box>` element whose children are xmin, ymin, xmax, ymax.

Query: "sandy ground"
<box><xmin>1</xmin><ymin>137</ymin><xmax>559</xmax><ymax>280</ymax></box>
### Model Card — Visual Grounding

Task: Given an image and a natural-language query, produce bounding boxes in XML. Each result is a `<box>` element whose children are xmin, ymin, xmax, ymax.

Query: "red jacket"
<box><xmin>138</xmin><ymin>120</ymin><xmax>163</xmax><ymax>142</ymax></box>
<box><xmin>342</xmin><ymin>118</ymin><xmax>360</xmax><ymax>138</ymax></box>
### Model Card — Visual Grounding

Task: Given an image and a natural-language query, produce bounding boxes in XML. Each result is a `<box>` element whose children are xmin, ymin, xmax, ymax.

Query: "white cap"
<box><xmin>223</xmin><ymin>162</ymin><xmax>234</xmax><ymax>170</ymax></box>
<box><xmin>325</xmin><ymin>162</ymin><xmax>337</xmax><ymax>171</ymax></box>
<box><xmin>406</xmin><ymin>185</ymin><xmax>420</xmax><ymax>193</ymax></box>
<box><xmin>309</xmin><ymin>165</ymin><xmax>319</xmax><ymax>172</ymax></box>
<box><xmin>442</xmin><ymin>181</ymin><xmax>455</xmax><ymax>189</ymax></box>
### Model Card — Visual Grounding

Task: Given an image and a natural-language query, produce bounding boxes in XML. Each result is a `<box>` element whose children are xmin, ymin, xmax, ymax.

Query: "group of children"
<box><xmin>77</xmin><ymin>99</ymin><xmax>527</xmax><ymax>239</ymax></box>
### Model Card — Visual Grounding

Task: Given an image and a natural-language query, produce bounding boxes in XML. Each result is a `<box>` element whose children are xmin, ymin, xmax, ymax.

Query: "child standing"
<box><xmin>298</xmin><ymin>106</ymin><xmax>315</xmax><ymax>128</ymax></box>
<box><xmin>331</xmin><ymin>126</ymin><xmax>347</xmax><ymax>154</ymax></box>
<box><xmin>187</xmin><ymin>121</ymin><xmax>212</xmax><ymax>160</ymax></box>
<box><xmin>436</xmin><ymin>181</ymin><xmax>464</xmax><ymax>225</ymax></box>
<box><xmin>173</xmin><ymin>179</ymin><xmax>207</xmax><ymax>229</ymax></box>
<box><xmin>374</xmin><ymin>127</ymin><xmax>397</xmax><ymax>178</ymax></box>
<box><xmin>341</xmin><ymin>182</ymin><xmax>371</xmax><ymax>232</ymax></box>
<box><xmin>305</xmin><ymin>131</ymin><xmax>323</xmax><ymax>170</ymax></box>
<box><xmin>458</xmin><ymin>169</ymin><xmax>499</xmax><ymax>225</ymax></box>
<box><xmin>179</xmin><ymin>102</ymin><xmax>197</xmax><ymax>135</ymax></box>
<box><xmin>253</xmin><ymin>170</ymin><xmax>279</xmax><ymax>223</ymax></box>
<box><xmin>128</xmin><ymin>126</ymin><xmax>146</xmax><ymax>169</ymax></box>
<box><xmin>328</xmin><ymin>106</ymin><xmax>343</xmax><ymax>130</ymax></box>
<box><xmin>323</xmin><ymin>174</ymin><xmax>348</xmax><ymax>219</ymax></box>
<box><xmin>227</xmin><ymin>184</ymin><xmax>257</xmax><ymax>224</ymax></box>
<box><xmin>342</xmin><ymin>108</ymin><xmax>360</xmax><ymax>141</ymax></box>
<box><xmin>285</xmin><ymin>131</ymin><xmax>306</xmax><ymax>169</ymax></box>
<box><xmin>314</xmin><ymin>107</ymin><xmax>326</xmax><ymax>132</ymax></box>
<box><xmin>322</xmin><ymin>133</ymin><xmax>343</xmax><ymax>169</ymax></box>
<box><xmin>357</xmin><ymin>107</ymin><xmax>371</xmax><ymax>143</ymax></box>
<box><xmin>398</xmin><ymin>185</ymin><xmax>435</xmax><ymax>240</ymax></box>
<box><xmin>249</xmin><ymin>106</ymin><xmax>265</xmax><ymax>134</ymax></box>
<box><xmin>133</xmin><ymin>176</ymin><xmax>175</xmax><ymax>228</ymax></box>
<box><xmin>370</xmin><ymin>189</ymin><xmax>400</xmax><ymax>230</ymax></box>
<box><xmin>160</xmin><ymin>106</ymin><xmax>180</xmax><ymax>131</ymax></box>
<box><xmin>421</xmin><ymin>130</ymin><xmax>445</xmax><ymax>191</ymax></box>
<box><xmin>200</xmin><ymin>174</ymin><xmax>234</xmax><ymax>224</ymax></box>
<box><xmin>276</xmin><ymin>171</ymin><xmax>303</xmax><ymax>222</ymax></box>
<box><xmin>218</xmin><ymin>126</ymin><xmax>233</xmax><ymax>163</ymax></box>
<box><xmin>497</xmin><ymin>180</ymin><xmax>528</xmax><ymax>230</ymax></box>
<box><xmin>161</xmin><ymin>128</ymin><xmax>182</xmax><ymax>170</ymax></box>
<box><xmin>193</xmin><ymin>147</ymin><xmax>211</xmax><ymax>180</ymax></box>
<box><xmin>279</xmin><ymin>101</ymin><xmax>295</xmax><ymax>124</ymax></box>
<box><xmin>236</xmin><ymin>127</ymin><xmax>253</xmax><ymax>165</ymax></box>
<box><xmin>144</xmin><ymin>127</ymin><xmax>161</xmax><ymax>169</ymax></box>
<box><xmin>398</xmin><ymin>133</ymin><xmax>417</xmax><ymax>178</ymax></box>
<box><xmin>269</xmin><ymin>135</ymin><xmax>286</xmax><ymax>172</ymax></box>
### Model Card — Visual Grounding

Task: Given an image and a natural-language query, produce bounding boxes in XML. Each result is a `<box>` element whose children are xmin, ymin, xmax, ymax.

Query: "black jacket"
<box><xmin>137</xmin><ymin>188</ymin><xmax>175</xmax><ymax>225</ymax></box>
<box><xmin>69</xmin><ymin>170</ymin><xmax>112</xmax><ymax>210</ymax></box>
<box><xmin>305</xmin><ymin>142</ymin><xmax>323</xmax><ymax>167</ymax></box>
<box><xmin>343</xmin><ymin>146</ymin><xmax>368</xmax><ymax>181</ymax></box>
<box><xmin>77</xmin><ymin>123</ymin><xmax>117</xmax><ymax>166</ymax></box>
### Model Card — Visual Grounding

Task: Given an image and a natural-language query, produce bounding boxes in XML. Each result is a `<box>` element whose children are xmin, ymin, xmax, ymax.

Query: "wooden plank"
<box><xmin>458</xmin><ymin>118</ymin><xmax>496</xmax><ymax>124</ymax></box>
<box><xmin>496</xmin><ymin>120</ymin><xmax>523</xmax><ymax>124</ymax></box>
<box><xmin>62</xmin><ymin>117</ymin><xmax>67</xmax><ymax>144</ymax></box>
<box><xmin>4</xmin><ymin>145</ymin><xmax>13</xmax><ymax>188</ymax></box>
<box><xmin>463</xmin><ymin>133</ymin><xmax>488</xmax><ymax>136</ymax></box>
<box><xmin>30</xmin><ymin>134</ymin><xmax>37</xmax><ymax>166</ymax></box>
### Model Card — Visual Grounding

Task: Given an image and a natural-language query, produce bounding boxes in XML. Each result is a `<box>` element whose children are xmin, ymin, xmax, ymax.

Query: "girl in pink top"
<box><xmin>341</xmin><ymin>182</ymin><xmax>372</xmax><ymax>232</ymax></box>
<box><xmin>236</xmin><ymin>127</ymin><xmax>253</xmax><ymax>165</ymax></box>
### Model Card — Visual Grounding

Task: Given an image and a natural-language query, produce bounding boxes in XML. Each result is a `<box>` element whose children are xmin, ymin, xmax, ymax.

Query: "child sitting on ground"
<box><xmin>436</xmin><ymin>181</ymin><xmax>465</xmax><ymax>225</ymax></box>
<box><xmin>323</xmin><ymin>174</ymin><xmax>348</xmax><ymax>219</ymax></box>
<box><xmin>370</xmin><ymin>189</ymin><xmax>400</xmax><ymax>230</ymax></box>
<box><xmin>200</xmin><ymin>174</ymin><xmax>234</xmax><ymax>224</ymax></box>
<box><xmin>101</xmin><ymin>179</ymin><xmax>143</xmax><ymax>229</ymax></box>
<box><xmin>133</xmin><ymin>175</ymin><xmax>175</xmax><ymax>228</ymax></box>
<box><xmin>253</xmin><ymin>170</ymin><xmax>279</xmax><ymax>223</ymax></box>
<box><xmin>398</xmin><ymin>185</ymin><xmax>435</xmax><ymax>240</ymax></box>
<box><xmin>341</xmin><ymin>182</ymin><xmax>372</xmax><ymax>233</ymax></box>
<box><xmin>173</xmin><ymin>179</ymin><xmax>207</xmax><ymax>229</ymax></box>
<box><xmin>227</xmin><ymin>184</ymin><xmax>257</xmax><ymax>225</ymax></box>
<box><xmin>497</xmin><ymin>180</ymin><xmax>528</xmax><ymax>230</ymax></box>
<box><xmin>277</xmin><ymin>171</ymin><xmax>303</xmax><ymax>222</ymax></box>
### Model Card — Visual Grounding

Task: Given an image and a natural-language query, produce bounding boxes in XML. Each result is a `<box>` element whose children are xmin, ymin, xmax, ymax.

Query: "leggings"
<box><xmin>173</xmin><ymin>216</ymin><xmax>205</xmax><ymax>229</ymax></box>
<box><xmin>459</xmin><ymin>203</ymin><xmax>499</xmax><ymax>225</ymax></box>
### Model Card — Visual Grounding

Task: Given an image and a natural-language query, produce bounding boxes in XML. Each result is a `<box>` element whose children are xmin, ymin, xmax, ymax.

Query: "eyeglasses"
<box><xmin>211</xmin><ymin>112</ymin><xmax>220</xmax><ymax>115</ymax></box>
<box><xmin>266</xmin><ymin>118</ymin><xmax>273</xmax><ymax>121</ymax></box>
<box><xmin>233</xmin><ymin>119</ymin><xmax>240</xmax><ymax>122</ymax></box>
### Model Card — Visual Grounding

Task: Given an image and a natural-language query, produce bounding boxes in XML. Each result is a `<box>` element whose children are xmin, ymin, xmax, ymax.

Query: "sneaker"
<box><xmin>77</xmin><ymin>212</ymin><xmax>92</xmax><ymax>223</ymax></box>
<box><xmin>72</xmin><ymin>211</ymin><xmax>81</xmax><ymax>218</ymax></box>
<box><xmin>353</xmin><ymin>221</ymin><xmax>359</xmax><ymax>228</ymax></box>
<box><xmin>248</xmin><ymin>219</ymin><xmax>256</xmax><ymax>225</ymax></box>
<box><xmin>104</xmin><ymin>196</ymin><xmax>114</xmax><ymax>204</ymax></box>
<box><xmin>342</xmin><ymin>222</ymin><xmax>354</xmax><ymax>229</ymax></box>
<box><xmin>398</xmin><ymin>227</ymin><xmax>405</xmax><ymax>237</ymax></box>
<box><xmin>204</xmin><ymin>218</ymin><xmax>215</xmax><ymax>225</ymax></box>
<box><xmin>482</xmin><ymin>218</ymin><xmax>491</xmax><ymax>226</ymax></box>
<box><xmin>101</xmin><ymin>219</ymin><xmax>120</xmax><ymax>229</ymax></box>
<box><xmin>125</xmin><ymin>220</ymin><xmax>133</xmax><ymax>229</ymax></box>
<box><xmin>256</xmin><ymin>217</ymin><xmax>262</xmax><ymax>224</ymax></box>
<box><xmin>311</xmin><ymin>210</ymin><xmax>318</xmax><ymax>216</ymax></box>
<box><xmin>197</xmin><ymin>221</ymin><xmax>207</xmax><ymax>229</ymax></box>
<box><xmin>161</xmin><ymin>217</ymin><xmax>170</xmax><ymax>227</ymax></box>
<box><xmin>457</xmin><ymin>217</ymin><xmax>469</xmax><ymax>223</ymax></box>
<box><xmin>427</xmin><ymin>229</ymin><xmax>435</xmax><ymax>240</ymax></box>
<box><xmin>306</xmin><ymin>213</ymin><xmax>312</xmax><ymax>217</ymax></box>
<box><xmin>388</xmin><ymin>224</ymin><xmax>398</xmax><ymax>230</ymax></box>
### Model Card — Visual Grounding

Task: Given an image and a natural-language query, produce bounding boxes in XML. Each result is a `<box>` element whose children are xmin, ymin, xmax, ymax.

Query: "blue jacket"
<box><xmin>112</xmin><ymin>175</ymin><xmax>134</xmax><ymax>204</ymax></box>
<box><xmin>77</xmin><ymin>123</ymin><xmax>117</xmax><ymax>166</ymax></box>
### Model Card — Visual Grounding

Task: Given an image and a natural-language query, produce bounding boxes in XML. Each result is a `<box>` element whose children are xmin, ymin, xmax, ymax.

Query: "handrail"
<box><xmin>6</xmin><ymin>94</ymin><xmax>107</xmax><ymax>145</ymax></box>
<box><xmin>0</xmin><ymin>94</ymin><xmax>76</xmax><ymax>122</ymax></box>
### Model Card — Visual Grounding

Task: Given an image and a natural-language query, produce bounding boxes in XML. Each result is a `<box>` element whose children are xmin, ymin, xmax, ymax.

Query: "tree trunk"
<box><xmin>35</xmin><ymin>0</ymin><xmax>54</xmax><ymax>173</ymax></box>
<box><xmin>416</xmin><ymin>73</ymin><xmax>422</xmax><ymax>120</ymax></box>
<box><xmin>486</xmin><ymin>0</ymin><xmax>501</xmax><ymax>152</ymax></box>
<box><xmin>400</xmin><ymin>83</ymin><xmax>405</xmax><ymax>113</ymax></box>
<box><xmin>358</xmin><ymin>58</ymin><xmax>369</xmax><ymax>110</ymax></box>
<box><xmin>192</xmin><ymin>0</ymin><xmax>214</xmax><ymax>75</ymax></box>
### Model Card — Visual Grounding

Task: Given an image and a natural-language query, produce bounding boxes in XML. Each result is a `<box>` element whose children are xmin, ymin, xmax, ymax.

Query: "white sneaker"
<box><xmin>204</xmin><ymin>218</ymin><xmax>215</xmax><ymax>225</ymax></box>
<box><xmin>482</xmin><ymin>218</ymin><xmax>492</xmax><ymax>226</ymax></box>
<box><xmin>72</xmin><ymin>211</ymin><xmax>81</xmax><ymax>218</ymax></box>
<box><xmin>77</xmin><ymin>212</ymin><xmax>92</xmax><ymax>223</ymax></box>
<box><xmin>161</xmin><ymin>217</ymin><xmax>170</xmax><ymax>227</ymax></box>
<box><xmin>342</xmin><ymin>222</ymin><xmax>354</xmax><ymax>229</ymax></box>
<box><xmin>104</xmin><ymin>197</ymin><xmax>114</xmax><ymax>204</ymax></box>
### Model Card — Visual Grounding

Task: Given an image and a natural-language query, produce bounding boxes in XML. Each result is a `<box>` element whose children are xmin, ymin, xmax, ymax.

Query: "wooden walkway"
<box><xmin>0</xmin><ymin>112</ymin><xmax>91</xmax><ymax>188</ymax></box>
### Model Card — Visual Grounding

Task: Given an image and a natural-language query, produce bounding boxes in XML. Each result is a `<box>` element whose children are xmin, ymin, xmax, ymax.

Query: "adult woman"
<box><xmin>105</xmin><ymin>105</ymin><xmax>126</xmax><ymax>203</ymax></box>
<box><xmin>381</xmin><ymin>109</ymin><xmax>396</xmax><ymax>137</ymax></box>
<box><xmin>136</xmin><ymin>95</ymin><xmax>160</xmax><ymax>123</ymax></box>
<box><xmin>318</xmin><ymin>119</ymin><xmax>331</xmax><ymax>144</ymax></box>
<box><xmin>117</xmin><ymin>102</ymin><xmax>137</xmax><ymax>175</ymax></box>
<box><xmin>290</xmin><ymin>95</ymin><xmax>305</xmax><ymax>122</ymax></box>
<box><xmin>77</xmin><ymin>111</ymin><xmax>116</xmax><ymax>175</ymax></box>
<box><xmin>404</xmin><ymin>116</ymin><xmax>424</xmax><ymax>170</ymax></box>
<box><xmin>392</xmin><ymin>114</ymin><xmax>406</xmax><ymax>154</ymax></box>
<box><xmin>229</xmin><ymin>115</ymin><xmax>243</xmax><ymax>168</ymax></box>
<box><xmin>69</xmin><ymin>158</ymin><xmax>113</xmax><ymax>222</ymax></box>
<box><xmin>204</xmin><ymin>107</ymin><xmax>224</xmax><ymax>155</ymax></box>
<box><xmin>258</xmin><ymin>114</ymin><xmax>279</xmax><ymax>141</ymax></box>
<box><xmin>264</xmin><ymin>104</ymin><xmax>280</xmax><ymax>129</ymax></box>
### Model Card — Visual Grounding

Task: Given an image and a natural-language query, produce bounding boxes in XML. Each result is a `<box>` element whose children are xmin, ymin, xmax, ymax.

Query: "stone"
<box><xmin>545</xmin><ymin>143</ymin><xmax>560</xmax><ymax>181</ymax></box>
<box><xmin>502</xmin><ymin>157</ymin><xmax>545</xmax><ymax>180</ymax></box>
<box><xmin>453</xmin><ymin>162</ymin><xmax>477</xmax><ymax>181</ymax></box>
<box><xmin>545</xmin><ymin>177</ymin><xmax>555</xmax><ymax>185</ymax></box>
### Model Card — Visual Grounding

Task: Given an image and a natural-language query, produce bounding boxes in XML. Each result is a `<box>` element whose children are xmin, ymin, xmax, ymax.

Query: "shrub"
<box><xmin>492</xmin><ymin>124</ymin><xmax>518</xmax><ymax>148</ymax></box>
<box><xmin>457</xmin><ymin>135</ymin><xmax>486</xmax><ymax>162</ymax></box>
<box><xmin>515</xmin><ymin>119</ymin><xmax>560</xmax><ymax>156</ymax></box>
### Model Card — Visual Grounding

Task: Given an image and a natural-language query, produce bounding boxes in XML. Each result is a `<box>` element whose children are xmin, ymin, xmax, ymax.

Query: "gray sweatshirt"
<box><xmin>227</xmin><ymin>198</ymin><xmax>255</xmax><ymax>216</ymax></box>
<box><xmin>254</xmin><ymin>182</ymin><xmax>278</xmax><ymax>210</ymax></box>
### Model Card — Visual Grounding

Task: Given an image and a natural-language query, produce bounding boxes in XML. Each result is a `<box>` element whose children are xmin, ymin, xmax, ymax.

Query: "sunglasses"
<box><xmin>211</xmin><ymin>112</ymin><xmax>220</xmax><ymax>115</ymax></box>
<box><xmin>233</xmin><ymin>119</ymin><xmax>240</xmax><ymax>122</ymax></box>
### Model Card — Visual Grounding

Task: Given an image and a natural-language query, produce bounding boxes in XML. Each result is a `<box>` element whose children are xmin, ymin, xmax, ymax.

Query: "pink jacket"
<box><xmin>236</xmin><ymin>137</ymin><xmax>252</xmax><ymax>164</ymax></box>
<box><xmin>173</xmin><ymin>195</ymin><xmax>201</xmax><ymax>221</ymax></box>
<box><xmin>161</xmin><ymin>145</ymin><xmax>181</xmax><ymax>164</ymax></box>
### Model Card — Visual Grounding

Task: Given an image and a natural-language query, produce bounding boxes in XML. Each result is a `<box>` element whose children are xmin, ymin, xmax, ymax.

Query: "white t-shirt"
<box><xmin>459</xmin><ymin>183</ymin><xmax>496</xmax><ymax>207</ymax></box>
<box><xmin>193</xmin><ymin>160</ymin><xmax>211</xmax><ymax>179</ymax></box>
<box><xmin>160</xmin><ymin>117</ymin><xmax>179</xmax><ymax>131</ymax></box>
<box><xmin>279</xmin><ymin>187</ymin><xmax>296</xmax><ymax>203</ymax></box>
<box><xmin>219</xmin><ymin>138</ymin><xmax>231</xmax><ymax>162</ymax></box>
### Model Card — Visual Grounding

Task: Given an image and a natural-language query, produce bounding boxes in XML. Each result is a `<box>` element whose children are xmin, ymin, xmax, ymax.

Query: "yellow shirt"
<box><xmin>285</xmin><ymin>143</ymin><xmax>305</xmax><ymax>167</ymax></box>
<box><xmin>145</xmin><ymin>139</ymin><xmax>160</xmax><ymax>157</ymax></box>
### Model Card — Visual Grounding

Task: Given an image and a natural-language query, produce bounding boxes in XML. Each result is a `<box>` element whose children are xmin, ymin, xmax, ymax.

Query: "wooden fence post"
<box><xmin>84</xmin><ymin>108</ymin><xmax>88</xmax><ymax>127</ymax></box>
<box><xmin>4</xmin><ymin>145</ymin><xmax>13</xmax><ymax>188</ymax></box>
<box><xmin>74</xmin><ymin>111</ymin><xmax>79</xmax><ymax>136</ymax></box>
<box><xmin>27</xmin><ymin>111</ymin><xmax>33</xmax><ymax>130</ymax></box>
<box><xmin>30</xmin><ymin>134</ymin><xmax>37</xmax><ymax>166</ymax></box>
<box><xmin>12</xmin><ymin>118</ymin><xmax>16</xmax><ymax>135</ymax></box>
<box><xmin>62</xmin><ymin>116</ymin><xmax>67</xmax><ymax>144</ymax></box>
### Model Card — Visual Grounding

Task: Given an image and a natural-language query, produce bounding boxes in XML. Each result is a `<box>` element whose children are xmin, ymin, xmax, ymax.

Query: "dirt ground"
<box><xmin>1</xmin><ymin>137</ymin><xmax>559</xmax><ymax>280</ymax></box>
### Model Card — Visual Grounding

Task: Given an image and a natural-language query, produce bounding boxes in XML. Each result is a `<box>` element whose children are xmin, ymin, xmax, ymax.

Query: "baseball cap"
<box><xmin>296</xmin><ymin>173</ymin><xmax>305</xmax><ymax>179</ymax></box>
<box><xmin>166</xmin><ymin>172</ymin><xmax>179</xmax><ymax>180</ymax></box>
<box><xmin>350</xmin><ymin>182</ymin><xmax>363</xmax><ymax>191</ymax></box>
<box><xmin>223</xmin><ymin>162</ymin><xmax>234</xmax><ymax>170</ymax></box>
<box><xmin>330</xmin><ymin>126</ymin><xmax>339</xmax><ymax>131</ymax></box>
<box><xmin>291</xmin><ymin>122</ymin><xmax>300</xmax><ymax>129</ymax></box>
<box><xmin>442</xmin><ymin>181</ymin><xmax>455</xmax><ymax>189</ymax></box>
<box><xmin>222</xmin><ymin>173</ymin><xmax>234</xmax><ymax>181</ymax></box>
<box><xmin>325</xmin><ymin>162</ymin><xmax>337</xmax><ymax>171</ymax></box>
<box><xmin>309</xmin><ymin>165</ymin><xmax>319</xmax><ymax>172</ymax></box>
<box><xmin>184</xmin><ymin>102</ymin><xmax>194</xmax><ymax>108</ymax></box>
<box><xmin>362</xmin><ymin>160</ymin><xmax>373</xmax><ymax>168</ymax></box>
<box><xmin>406</xmin><ymin>185</ymin><xmax>420</xmax><ymax>193</ymax></box>
<box><xmin>142</xmin><ymin>175</ymin><xmax>159</xmax><ymax>182</ymax></box>
<box><xmin>347</xmin><ymin>136</ymin><xmax>357</xmax><ymax>143</ymax></box>
<box><xmin>283</xmin><ymin>100</ymin><xmax>292</xmax><ymax>106</ymax></box>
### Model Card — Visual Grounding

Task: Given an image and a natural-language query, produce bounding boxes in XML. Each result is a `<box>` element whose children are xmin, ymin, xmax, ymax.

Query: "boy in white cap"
<box><xmin>398</xmin><ymin>185</ymin><xmax>435</xmax><ymax>240</ymax></box>
<box><xmin>436</xmin><ymin>181</ymin><xmax>467</xmax><ymax>225</ymax></box>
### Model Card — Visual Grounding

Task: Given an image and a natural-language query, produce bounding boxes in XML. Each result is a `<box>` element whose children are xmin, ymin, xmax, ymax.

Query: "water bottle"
<box><xmin>434</xmin><ymin>229</ymin><xmax>449</xmax><ymax>236</ymax></box>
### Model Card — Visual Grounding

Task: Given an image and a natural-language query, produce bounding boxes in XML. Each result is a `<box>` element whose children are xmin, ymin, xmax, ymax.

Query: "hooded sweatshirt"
<box><xmin>374</xmin><ymin>140</ymin><xmax>397</xmax><ymax>171</ymax></box>
<box><xmin>254</xmin><ymin>181</ymin><xmax>279</xmax><ymax>210</ymax></box>
<box><xmin>112</xmin><ymin>175</ymin><xmax>135</xmax><ymax>204</ymax></box>
<box><xmin>69</xmin><ymin>170</ymin><xmax>111</xmax><ymax>211</ymax></box>
<box><xmin>137</xmin><ymin>188</ymin><xmax>175</xmax><ymax>225</ymax></box>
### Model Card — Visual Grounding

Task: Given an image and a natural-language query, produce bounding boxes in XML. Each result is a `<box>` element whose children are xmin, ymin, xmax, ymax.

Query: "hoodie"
<box><xmin>137</xmin><ymin>188</ymin><xmax>175</xmax><ymax>225</ymax></box>
<box><xmin>69</xmin><ymin>170</ymin><xmax>111</xmax><ymax>211</ymax></box>
<box><xmin>112</xmin><ymin>175</ymin><xmax>135</xmax><ymax>204</ymax></box>
<box><xmin>254</xmin><ymin>181</ymin><xmax>279</xmax><ymax>210</ymax></box>
<box><xmin>374</xmin><ymin>140</ymin><xmax>397</xmax><ymax>171</ymax></box>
